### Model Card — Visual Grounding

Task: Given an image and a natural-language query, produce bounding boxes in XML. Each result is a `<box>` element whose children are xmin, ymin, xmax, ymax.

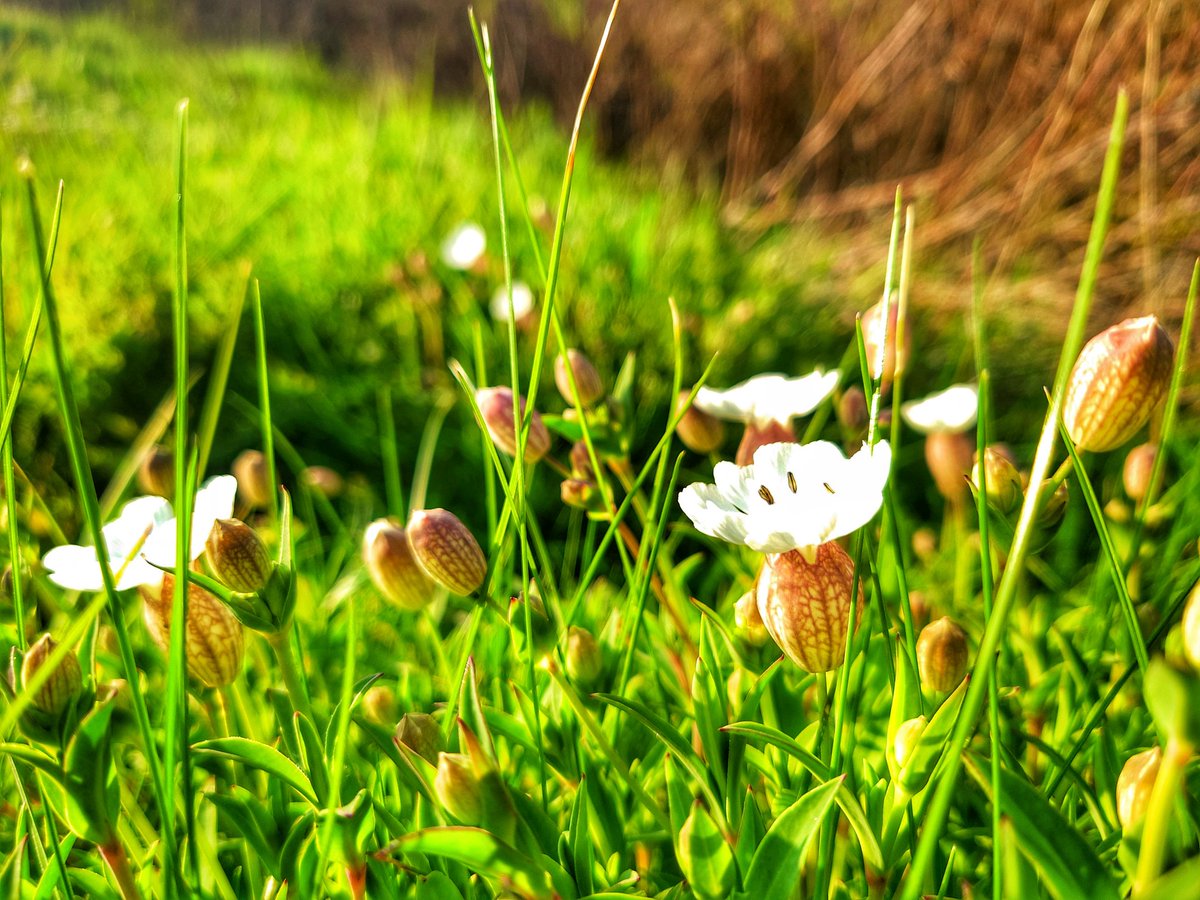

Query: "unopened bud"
<box><xmin>1037</xmin><ymin>480</ymin><xmax>1069</xmax><ymax>529</ymax></box>
<box><xmin>407</xmin><ymin>509</ymin><xmax>487</xmax><ymax>596</ymax></box>
<box><xmin>565</xmin><ymin>627</ymin><xmax>603</xmax><ymax>685</ymax></box>
<box><xmin>917</xmin><ymin>617</ymin><xmax>969</xmax><ymax>692</ymax></box>
<box><xmin>862</xmin><ymin>298</ymin><xmax>908</xmax><ymax>387</ymax></box>
<box><xmin>20</xmin><ymin>634</ymin><xmax>82</xmax><ymax>715</ymax></box>
<box><xmin>233</xmin><ymin>450</ymin><xmax>272</xmax><ymax>508</ymax></box>
<box><xmin>1123</xmin><ymin>443</ymin><xmax>1157</xmax><ymax>503</ymax></box>
<box><xmin>434</xmin><ymin>752</ymin><xmax>483</xmax><ymax>823</ymax></box>
<box><xmin>837</xmin><ymin>386</ymin><xmax>868</xmax><ymax>434</ymax></box>
<box><xmin>907</xmin><ymin>591</ymin><xmax>931</xmax><ymax>631</ymax></box>
<box><xmin>138</xmin><ymin>445</ymin><xmax>174</xmax><ymax>498</ymax></box>
<box><xmin>395</xmin><ymin>712</ymin><xmax>442</xmax><ymax>764</ymax></box>
<box><xmin>1181</xmin><ymin>583</ymin><xmax>1200</xmax><ymax>672</ymax></box>
<box><xmin>911</xmin><ymin>530</ymin><xmax>937</xmax><ymax>563</ymax></box>
<box><xmin>140</xmin><ymin>574</ymin><xmax>245</xmax><ymax>688</ymax></box>
<box><xmin>674</xmin><ymin>391</ymin><xmax>725</xmax><ymax>454</ymax></box>
<box><xmin>972</xmin><ymin>445</ymin><xmax>1023</xmax><ymax>514</ymax></box>
<box><xmin>363</xmin><ymin>519</ymin><xmax>437</xmax><ymax>611</ymax></box>
<box><xmin>1062</xmin><ymin>316</ymin><xmax>1173</xmax><ymax>452</ymax></box>
<box><xmin>476</xmin><ymin>387</ymin><xmax>551</xmax><ymax>463</ymax></box>
<box><xmin>555</xmin><ymin>349</ymin><xmax>604</xmax><ymax>407</ymax></box>
<box><xmin>361</xmin><ymin>684</ymin><xmax>397</xmax><ymax>726</ymax></box>
<box><xmin>560</xmin><ymin>478</ymin><xmax>600</xmax><ymax>512</ymax></box>
<box><xmin>1116</xmin><ymin>747</ymin><xmax>1162</xmax><ymax>830</ymax></box>
<box><xmin>892</xmin><ymin>715</ymin><xmax>927</xmax><ymax>772</ymax></box>
<box><xmin>755</xmin><ymin>542</ymin><xmax>863</xmax><ymax>673</ymax></box>
<box><xmin>734</xmin><ymin>590</ymin><xmax>769</xmax><ymax>647</ymax></box>
<box><xmin>925</xmin><ymin>432</ymin><xmax>974</xmax><ymax>503</ymax></box>
<box><xmin>569</xmin><ymin>441</ymin><xmax>595</xmax><ymax>480</ymax></box>
<box><xmin>736</xmin><ymin>420</ymin><xmax>795</xmax><ymax>467</ymax></box>
<box><xmin>206</xmin><ymin>518</ymin><xmax>272</xmax><ymax>593</ymax></box>
<box><xmin>678</xmin><ymin>800</ymin><xmax>735</xmax><ymax>900</ymax></box>
<box><xmin>301</xmin><ymin>465</ymin><xmax>343</xmax><ymax>499</ymax></box>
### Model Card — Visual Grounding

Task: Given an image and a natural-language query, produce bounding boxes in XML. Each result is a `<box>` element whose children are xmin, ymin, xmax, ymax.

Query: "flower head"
<box><xmin>678</xmin><ymin>440</ymin><xmax>891</xmax><ymax>556</ymax></box>
<box><xmin>901</xmin><ymin>384</ymin><xmax>978</xmax><ymax>434</ymax></box>
<box><xmin>42</xmin><ymin>476</ymin><xmax>238</xmax><ymax>592</ymax></box>
<box><xmin>693</xmin><ymin>370</ymin><xmax>839</xmax><ymax>427</ymax></box>
<box><xmin>441</xmin><ymin>222</ymin><xmax>487</xmax><ymax>271</ymax></box>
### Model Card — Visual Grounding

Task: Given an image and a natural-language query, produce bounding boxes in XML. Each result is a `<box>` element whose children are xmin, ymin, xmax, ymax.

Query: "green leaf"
<box><xmin>207</xmin><ymin>788</ymin><xmax>282</xmax><ymax>879</ymax></box>
<box><xmin>679</xmin><ymin>800</ymin><xmax>735</xmax><ymax>900</ymax></box>
<box><xmin>0</xmin><ymin>743</ymin><xmax>63</xmax><ymax>782</ymax></box>
<box><xmin>396</xmin><ymin>826</ymin><xmax>559</xmax><ymax>899</ymax></box>
<box><xmin>192</xmin><ymin>737</ymin><xmax>318</xmax><ymax>805</ymax></box>
<box><xmin>62</xmin><ymin>698</ymin><xmax>119</xmax><ymax>844</ymax></box>
<box><xmin>415</xmin><ymin>870</ymin><xmax>465</xmax><ymax>899</ymax></box>
<box><xmin>569</xmin><ymin>774</ymin><xmax>595</xmax><ymax>896</ymax></box>
<box><xmin>742</xmin><ymin>778</ymin><xmax>842</xmax><ymax>900</ymax></box>
<box><xmin>294</xmin><ymin>712</ymin><xmax>330</xmax><ymax>804</ymax></box>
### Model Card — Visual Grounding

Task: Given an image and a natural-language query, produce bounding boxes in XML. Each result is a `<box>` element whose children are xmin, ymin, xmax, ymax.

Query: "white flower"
<box><xmin>900</xmin><ymin>384</ymin><xmax>978</xmax><ymax>434</ymax></box>
<box><xmin>440</xmin><ymin>222</ymin><xmax>487</xmax><ymax>271</ymax></box>
<box><xmin>490</xmin><ymin>281</ymin><xmax>534</xmax><ymax>323</ymax></box>
<box><xmin>694</xmin><ymin>371</ymin><xmax>839</xmax><ymax>426</ymax></box>
<box><xmin>678</xmin><ymin>440</ymin><xmax>892</xmax><ymax>556</ymax></box>
<box><xmin>42</xmin><ymin>476</ymin><xmax>238</xmax><ymax>592</ymax></box>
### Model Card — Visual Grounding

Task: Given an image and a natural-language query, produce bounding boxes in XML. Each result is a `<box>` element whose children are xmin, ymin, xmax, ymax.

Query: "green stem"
<box><xmin>1133</xmin><ymin>738</ymin><xmax>1191</xmax><ymax>895</ymax></box>
<box><xmin>268</xmin><ymin>629</ymin><xmax>313</xmax><ymax>722</ymax></box>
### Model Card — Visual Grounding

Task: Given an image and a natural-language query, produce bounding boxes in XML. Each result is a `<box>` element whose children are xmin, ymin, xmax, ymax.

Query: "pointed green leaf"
<box><xmin>193</xmin><ymin>737</ymin><xmax>318</xmax><ymax>805</ymax></box>
<box><xmin>742</xmin><ymin>778</ymin><xmax>842</xmax><ymax>900</ymax></box>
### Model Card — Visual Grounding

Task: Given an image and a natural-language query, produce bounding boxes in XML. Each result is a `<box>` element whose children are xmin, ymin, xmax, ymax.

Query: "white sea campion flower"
<box><xmin>440</xmin><ymin>222</ymin><xmax>487</xmax><ymax>271</ymax></box>
<box><xmin>42</xmin><ymin>476</ymin><xmax>238</xmax><ymax>592</ymax></box>
<box><xmin>678</xmin><ymin>440</ymin><xmax>892</xmax><ymax>558</ymax></box>
<box><xmin>489</xmin><ymin>281</ymin><xmax>534</xmax><ymax>324</ymax></box>
<box><xmin>900</xmin><ymin>384</ymin><xmax>978</xmax><ymax>434</ymax></box>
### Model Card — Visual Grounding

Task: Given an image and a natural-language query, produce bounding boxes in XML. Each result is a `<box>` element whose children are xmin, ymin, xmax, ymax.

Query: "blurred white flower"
<box><xmin>901</xmin><ymin>384</ymin><xmax>978</xmax><ymax>434</ymax></box>
<box><xmin>440</xmin><ymin>222</ymin><xmax>487</xmax><ymax>271</ymax></box>
<box><xmin>694</xmin><ymin>371</ymin><xmax>839</xmax><ymax>426</ymax></box>
<box><xmin>678</xmin><ymin>440</ymin><xmax>892</xmax><ymax>557</ymax></box>
<box><xmin>490</xmin><ymin>281</ymin><xmax>534</xmax><ymax>323</ymax></box>
<box><xmin>43</xmin><ymin>476</ymin><xmax>238</xmax><ymax>592</ymax></box>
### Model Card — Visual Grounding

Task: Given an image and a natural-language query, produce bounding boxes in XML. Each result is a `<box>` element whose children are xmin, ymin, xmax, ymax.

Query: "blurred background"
<box><xmin>1</xmin><ymin>0</ymin><xmax>1197</xmax><ymax>524</ymax></box>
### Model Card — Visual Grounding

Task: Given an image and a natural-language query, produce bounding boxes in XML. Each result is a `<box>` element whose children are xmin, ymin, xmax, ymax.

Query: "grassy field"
<box><xmin>2</xmin><ymin>6</ymin><xmax>1200</xmax><ymax>900</ymax></box>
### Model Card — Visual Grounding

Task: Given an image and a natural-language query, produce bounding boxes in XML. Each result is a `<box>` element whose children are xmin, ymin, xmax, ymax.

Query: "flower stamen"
<box><xmin>758</xmin><ymin>485</ymin><xmax>775</xmax><ymax>505</ymax></box>
<box><xmin>787</xmin><ymin>472</ymin><xmax>797</xmax><ymax>493</ymax></box>
<box><xmin>823</xmin><ymin>482</ymin><xmax>835</xmax><ymax>494</ymax></box>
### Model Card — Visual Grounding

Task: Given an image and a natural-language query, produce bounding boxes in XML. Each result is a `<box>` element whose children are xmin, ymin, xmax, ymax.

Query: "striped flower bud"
<box><xmin>674</xmin><ymin>391</ymin><xmax>725</xmax><ymax>454</ymax></box>
<box><xmin>407</xmin><ymin>509</ymin><xmax>487</xmax><ymax>596</ymax></box>
<box><xmin>755</xmin><ymin>542</ymin><xmax>863</xmax><ymax>673</ymax></box>
<box><xmin>20</xmin><ymin>634</ymin><xmax>82</xmax><ymax>716</ymax></box>
<box><xmin>1123</xmin><ymin>443</ymin><xmax>1157</xmax><ymax>503</ymax></box>
<box><xmin>971</xmin><ymin>445</ymin><xmax>1023</xmax><ymax>514</ymax></box>
<box><xmin>1117</xmin><ymin>747</ymin><xmax>1161</xmax><ymax>830</ymax></box>
<box><xmin>476</xmin><ymin>387</ymin><xmax>551</xmax><ymax>463</ymax></box>
<box><xmin>138</xmin><ymin>444</ymin><xmax>174</xmax><ymax>499</ymax></box>
<box><xmin>434</xmin><ymin>752</ymin><xmax>484</xmax><ymax>824</ymax></box>
<box><xmin>555</xmin><ymin>349</ymin><xmax>604</xmax><ymax>407</ymax></box>
<box><xmin>917</xmin><ymin>617</ymin><xmax>969</xmax><ymax>692</ymax></box>
<box><xmin>925</xmin><ymin>432</ymin><xmax>974</xmax><ymax>503</ymax></box>
<box><xmin>395</xmin><ymin>712</ymin><xmax>442</xmax><ymax>764</ymax></box>
<box><xmin>206</xmin><ymin>518</ymin><xmax>272</xmax><ymax>593</ymax></box>
<box><xmin>1062</xmin><ymin>316</ymin><xmax>1173</xmax><ymax>452</ymax></box>
<box><xmin>140</xmin><ymin>574</ymin><xmax>245</xmax><ymax>688</ymax></box>
<box><xmin>565</xmin><ymin>626</ymin><xmax>603</xmax><ymax>686</ymax></box>
<box><xmin>233</xmin><ymin>449</ymin><xmax>272</xmax><ymax>509</ymax></box>
<box><xmin>362</xmin><ymin>519</ymin><xmax>437</xmax><ymax>611</ymax></box>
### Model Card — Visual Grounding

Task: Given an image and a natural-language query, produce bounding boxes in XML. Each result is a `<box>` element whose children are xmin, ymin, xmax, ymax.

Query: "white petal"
<box><xmin>142</xmin><ymin>520</ymin><xmax>180</xmax><ymax>569</ymax></box>
<box><xmin>113</xmin><ymin>557</ymin><xmax>164</xmax><ymax>591</ymax></box>
<box><xmin>490</xmin><ymin>281</ymin><xmax>534</xmax><ymax>323</ymax></box>
<box><xmin>678</xmin><ymin>483</ymin><xmax>750</xmax><ymax>545</ymax></box>
<box><xmin>750</xmin><ymin>370</ymin><xmax>839</xmax><ymax>425</ymax></box>
<box><xmin>901</xmin><ymin>384</ymin><xmax>978</xmax><ymax>434</ymax></box>
<box><xmin>828</xmin><ymin>441</ymin><xmax>892</xmax><ymax>536</ymax></box>
<box><xmin>441</xmin><ymin>222</ymin><xmax>487</xmax><ymax>270</ymax></box>
<box><xmin>42</xmin><ymin>544</ymin><xmax>106</xmax><ymax>592</ymax></box>
<box><xmin>743</xmin><ymin>501</ymin><xmax>836</xmax><ymax>553</ymax></box>
<box><xmin>103</xmin><ymin>495</ymin><xmax>172</xmax><ymax>559</ymax></box>
<box><xmin>712</xmin><ymin>460</ymin><xmax>757</xmax><ymax>510</ymax></box>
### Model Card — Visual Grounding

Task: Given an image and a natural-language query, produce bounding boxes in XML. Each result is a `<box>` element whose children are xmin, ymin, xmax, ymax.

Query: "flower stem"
<box><xmin>1133</xmin><ymin>737</ymin><xmax>1191</xmax><ymax>895</ymax></box>
<box><xmin>268</xmin><ymin>629</ymin><xmax>313</xmax><ymax>723</ymax></box>
<box><xmin>100</xmin><ymin>837</ymin><xmax>143</xmax><ymax>900</ymax></box>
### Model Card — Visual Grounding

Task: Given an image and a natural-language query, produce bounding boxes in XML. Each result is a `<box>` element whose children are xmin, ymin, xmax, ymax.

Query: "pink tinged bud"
<box><xmin>735</xmin><ymin>419</ymin><xmax>795</xmax><ymax>467</ymax></box>
<box><xmin>675</xmin><ymin>391</ymin><xmax>725</xmax><ymax>454</ymax></box>
<box><xmin>1062</xmin><ymin>316</ymin><xmax>1174</xmax><ymax>452</ymax></box>
<box><xmin>569</xmin><ymin>441</ymin><xmax>596</xmax><ymax>480</ymax></box>
<box><xmin>862</xmin><ymin>299</ymin><xmax>908</xmax><ymax>387</ymax></box>
<box><xmin>925</xmin><ymin>432</ymin><xmax>974</xmax><ymax>503</ymax></box>
<box><xmin>475</xmin><ymin>387</ymin><xmax>551</xmax><ymax>463</ymax></box>
<box><xmin>971</xmin><ymin>445</ymin><xmax>1023</xmax><ymax>514</ymax></box>
<box><xmin>434</xmin><ymin>752</ymin><xmax>484</xmax><ymax>824</ymax></box>
<box><xmin>1117</xmin><ymin>747</ymin><xmax>1161</xmax><ymax>830</ymax></box>
<box><xmin>755</xmin><ymin>542</ymin><xmax>863</xmax><ymax>673</ymax></box>
<box><xmin>917</xmin><ymin>617</ymin><xmax>969</xmax><ymax>692</ymax></box>
<box><xmin>206</xmin><ymin>518</ymin><xmax>272</xmax><ymax>593</ymax></box>
<box><xmin>407</xmin><ymin>509</ymin><xmax>487</xmax><ymax>596</ymax></box>
<box><xmin>565</xmin><ymin>626</ymin><xmax>603</xmax><ymax>685</ymax></box>
<box><xmin>837</xmin><ymin>386</ymin><xmax>868</xmax><ymax>434</ymax></box>
<box><xmin>233</xmin><ymin>449</ymin><xmax>272</xmax><ymax>508</ymax></box>
<box><xmin>21</xmin><ymin>634</ymin><xmax>82</xmax><ymax>715</ymax></box>
<box><xmin>140</xmin><ymin>574</ymin><xmax>245</xmax><ymax>688</ymax></box>
<box><xmin>1123</xmin><ymin>443</ymin><xmax>1157</xmax><ymax>503</ymax></box>
<box><xmin>560</xmin><ymin>478</ymin><xmax>601</xmax><ymax>512</ymax></box>
<box><xmin>734</xmin><ymin>590</ymin><xmax>770</xmax><ymax>647</ymax></box>
<box><xmin>138</xmin><ymin>445</ymin><xmax>175</xmax><ymax>499</ymax></box>
<box><xmin>555</xmin><ymin>349</ymin><xmax>604</xmax><ymax>407</ymax></box>
<box><xmin>301</xmin><ymin>465</ymin><xmax>343</xmax><ymax>499</ymax></box>
<box><xmin>362</xmin><ymin>519</ymin><xmax>437</xmax><ymax>611</ymax></box>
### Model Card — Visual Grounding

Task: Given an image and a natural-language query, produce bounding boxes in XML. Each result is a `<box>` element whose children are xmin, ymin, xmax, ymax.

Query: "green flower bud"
<box><xmin>917</xmin><ymin>617</ymin><xmax>969</xmax><ymax>693</ymax></box>
<box><xmin>434</xmin><ymin>752</ymin><xmax>484</xmax><ymax>824</ymax></box>
<box><xmin>1181</xmin><ymin>583</ymin><xmax>1200</xmax><ymax>672</ymax></box>
<box><xmin>674</xmin><ymin>390</ymin><xmax>725</xmax><ymax>454</ymax></box>
<box><xmin>1062</xmin><ymin>316</ymin><xmax>1173</xmax><ymax>452</ymax></box>
<box><xmin>362</xmin><ymin>519</ymin><xmax>437</xmax><ymax>611</ymax></box>
<box><xmin>565</xmin><ymin>626</ymin><xmax>603</xmax><ymax>686</ymax></box>
<box><xmin>206</xmin><ymin>518</ymin><xmax>272</xmax><ymax>593</ymax></box>
<box><xmin>394</xmin><ymin>712</ymin><xmax>442</xmax><ymax>765</ymax></box>
<box><xmin>892</xmin><ymin>715</ymin><xmax>927</xmax><ymax>773</ymax></box>
<box><xmin>407</xmin><ymin>508</ymin><xmax>487</xmax><ymax>597</ymax></box>
<box><xmin>1037</xmin><ymin>480</ymin><xmax>1069</xmax><ymax>529</ymax></box>
<box><xmin>476</xmin><ymin>387</ymin><xmax>551</xmax><ymax>463</ymax></box>
<box><xmin>233</xmin><ymin>449</ymin><xmax>272</xmax><ymax>509</ymax></box>
<box><xmin>20</xmin><ymin>633</ymin><xmax>82</xmax><ymax>716</ymax></box>
<box><xmin>1117</xmin><ymin>747</ymin><xmax>1161</xmax><ymax>830</ymax></box>
<box><xmin>972</xmin><ymin>445</ymin><xmax>1023</xmax><ymax>514</ymax></box>
<box><xmin>555</xmin><ymin>349</ymin><xmax>604</xmax><ymax>407</ymax></box>
<box><xmin>138</xmin><ymin>444</ymin><xmax>174</xmax><ymax>499</ymax></box>
<box><xmin>678</xmin><ymin>800</ymin><xmax>735</xmax><ymax>900</ymax></box>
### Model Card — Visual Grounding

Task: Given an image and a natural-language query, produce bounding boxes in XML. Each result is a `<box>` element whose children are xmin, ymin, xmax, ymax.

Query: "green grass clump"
<box><xmin>2</xmin><ymin>7</ymin><xmax>1200</xmax><ymax>900</ymax></box>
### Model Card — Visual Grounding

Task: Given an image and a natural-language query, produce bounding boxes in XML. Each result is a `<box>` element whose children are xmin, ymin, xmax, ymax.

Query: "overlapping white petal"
<box><xmin>43</xmin><ymin>475</ymin><xmax>238</xmax><ymax>592</ymax></box>
<box><xmin>693</xmin><ymin>370</ymin><xmax>839</xmax><ymax>426</ymax></box>
<box><xmin>678</xmin><ymin>440</ymin><xmax>892</xmax><ymax>554</ymax></box>
<box><xmin>440</xmin><ymin>222</ymin><xmax>487</xmax><ymax>271</ymax></box>
<box><xmin>901</xmin><ymin>384</ymin><xmax>978</xmax><ymax>434</ymax></box>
